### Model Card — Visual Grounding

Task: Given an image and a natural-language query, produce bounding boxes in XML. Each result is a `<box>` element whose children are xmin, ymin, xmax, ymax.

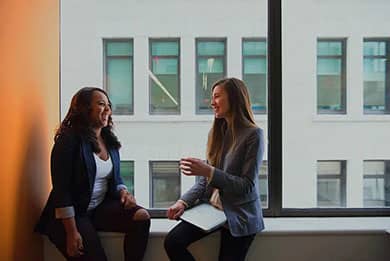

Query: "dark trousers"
<box><xmin>45</xmin><ymin>198</ymin><xmax>150</xmax><ymax>261</ymax></box>
<box><xmin>164</xmin><ymin>221</ymin><xmax>256</xmax><ymax>261</ymax></box>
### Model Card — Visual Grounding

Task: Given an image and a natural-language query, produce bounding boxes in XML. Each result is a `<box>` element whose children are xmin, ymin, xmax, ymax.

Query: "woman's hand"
<box><xmin>167</xmin><ymin>201</ymin><xmax>186</xmax><ymax>220</ymax></box>
<box><xmin>120</xmin><ymin>189</ymin><xmax>137</xmax><ymax>209</ymax></box>
<box><xmin>66</xmin><ymin>231</ymin><xmax>84</xmax><ymax>257</ymax></box>
<box><xmin>180</xmin><ymin>157</ymin><xmax>213</xmax><ymax>178</ymax></box>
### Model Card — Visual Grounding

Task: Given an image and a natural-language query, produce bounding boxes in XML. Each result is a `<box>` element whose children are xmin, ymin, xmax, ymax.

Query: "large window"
<box><xmin>104</xmin><ymin>39</ymin><xmax>134</xmax><ymax>114</ymax></box>
<box><xmin>363</xmin><ymin>39</ymin><xmax>390</xmax><ymax>114</ymax></box>
<box><xmin>196</xmin><ymin>38</ymin><xmax>226</xmax><ymax>113</ymax></box>
<box><xmin>150</xmin><ymin>161</ymin><xmax>180</xmax><ymax>208</ymax></box>
<box><xmin>149</xmin><ymin>39</ymin><xmax>180</xmax><ymax>114</ymax></box>
<box><xmin>317</xmin><ymin>39</ymin><xmax>346</xmax><ymax>114</ymax></box>
<box><xmin>317</xmin><ymin>161</ymin><xmax>346</xmax><ymax>207</ymax></box>
<box><xmin>363</xmin><ymin>160</ymin><xmax>390</xmax><ymax>207</ymax></box>
<box><xmin>62</xmin><ymin>0</ymin><xmax>390</xmax><ymax>218</ymax></box>
<box><xmin>242</xmin><ymin>38</ymin><xmax>267</xmax><ymax>114</ymax></box>
<box><xmin>120</xmin><ymin>161</ymin><xmax>134</xmax><ymax>195</ymax></box>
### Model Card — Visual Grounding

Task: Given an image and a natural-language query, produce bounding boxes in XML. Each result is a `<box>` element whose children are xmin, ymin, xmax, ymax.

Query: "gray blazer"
<box><xmin>181</xmin><ymin>127</ymin><xmax>265</xmax><ymax>237</ymax></box>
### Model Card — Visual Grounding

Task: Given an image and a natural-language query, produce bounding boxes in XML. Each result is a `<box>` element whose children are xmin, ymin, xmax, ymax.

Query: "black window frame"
<box><xmin>317</xmin><ymin>160</ymin><xmax>347</xmax><ymax>208</ymax></box>
<box><xmin>149</xmin><ymin>0</ymin><xmax>390</xmax><ymax>218</ymax></box>
<box><xmin>195</xmin><ymin>38</ymin><xmax>227</xmax><ymax>114</ymax></box>
<box><xmin>242</xmin><ymin>37</ymin><xmax>268</xmax><ymax>114</ymax></box>
<box><xmin>363</xmin><ymin>160</ymin><xmax>390</xmax><ymax>207</ymax></box>
<box><xmin>363</xmin><ymin>38</ymin><xmax>390</xmax><ymax>114</ymax></box>
<box><xmin>103</xmin><ymin>38</ymin><xmax>134</xmax><ymax>115</ymax></box>
<box><xmin>148</xmin><ymin>38</ymin><xmax>181</xmax><ymax>115</ymax></box>
<box><xmin>149</xmin><ymin>160</ymin><xmax>181</xmax><ymax>211</ymax></box>
<box><xmin>316</xmin><ymin>38</ymin><xmax>347</xmax><ymax>115</ymax></box>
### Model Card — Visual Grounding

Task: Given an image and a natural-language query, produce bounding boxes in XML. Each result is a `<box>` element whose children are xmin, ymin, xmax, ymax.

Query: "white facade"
<box><xmin>60</xmin><ymin>0</ymin><xmax>390</xmax><ymax>209</ymax></box>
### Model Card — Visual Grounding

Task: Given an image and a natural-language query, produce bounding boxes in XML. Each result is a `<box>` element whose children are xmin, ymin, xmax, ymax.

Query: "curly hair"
<box><xmin>55</xmin><ymin>87</ymin><xmax>121</xmax><ymax>151</ymax></box>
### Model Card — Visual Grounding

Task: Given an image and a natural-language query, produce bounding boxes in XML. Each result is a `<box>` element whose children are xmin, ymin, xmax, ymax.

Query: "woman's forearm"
<box><xmin>61</xmin><ymin>217</ymin><xmax>78</xmax><ymax>235</ymax></box>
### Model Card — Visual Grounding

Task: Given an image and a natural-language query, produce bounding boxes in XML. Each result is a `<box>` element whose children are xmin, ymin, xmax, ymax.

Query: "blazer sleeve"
<box><xmin>50</xmin><ymin>133</ymin><xmax>79</xmax><ymax>218</ymax></box>
<box><xmin>209</xmin><ymin>128</ymin><xmax>264</xmax><ymax>195</ymax></box>
<box><xmin>180</xmin><ymin>176</ymin><xmax>208</xmax><ymax>207</ymax></box>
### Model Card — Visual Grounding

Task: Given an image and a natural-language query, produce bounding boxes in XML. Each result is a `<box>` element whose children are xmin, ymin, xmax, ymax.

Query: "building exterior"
<box><xmin>61</xmin><ymin>0</ymin><xmax>390</xmax><ymax>210</ymax></box>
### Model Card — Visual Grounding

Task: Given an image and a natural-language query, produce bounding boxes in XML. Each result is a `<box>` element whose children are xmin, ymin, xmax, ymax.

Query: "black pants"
<box><xmin>44</xmin><ymin>198</ymin><xmax>150</xmax><ymax>261</ymax></box>
<box><xmin>164</xmin><ymin>221</ymin><xmax>255</xmax><ymax>261</ymax></box>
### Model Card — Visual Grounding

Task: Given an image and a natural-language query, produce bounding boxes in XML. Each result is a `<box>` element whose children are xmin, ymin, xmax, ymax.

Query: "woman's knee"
<box><xmin>133</xmin><ymin>208</ymin><xmax>150</xmax><ymax>221</ymax></box>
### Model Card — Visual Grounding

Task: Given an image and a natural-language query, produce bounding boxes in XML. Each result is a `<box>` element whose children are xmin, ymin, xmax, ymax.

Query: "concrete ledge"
<box><xmin>43</xmin><ymin>217</ymin><xmax>390</xmax><ymax>261</ymax></box>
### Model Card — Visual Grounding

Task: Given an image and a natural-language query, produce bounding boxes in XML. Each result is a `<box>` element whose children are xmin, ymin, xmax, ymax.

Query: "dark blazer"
<box><xmin>181</xmin><ymin>127</ymin><xmax>265</xmax><ymax>237</ymax></box>
<box><xmin>35</xmin><ymin>131</ymin><xmax>124</xmax><ymax>233</ymax></box>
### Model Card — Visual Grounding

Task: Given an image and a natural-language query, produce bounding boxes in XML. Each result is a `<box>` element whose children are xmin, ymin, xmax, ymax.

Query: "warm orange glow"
<box><xmin>0</xmin><ymin>0</ymin><xmax>59</xmax><ymax>260</ymax></box>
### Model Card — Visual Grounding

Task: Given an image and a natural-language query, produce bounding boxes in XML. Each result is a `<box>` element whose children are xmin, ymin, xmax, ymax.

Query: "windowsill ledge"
<box><xmin>97</xmin><ymin>217</ymin><xmax>390</xmax><ymax>237</ymax></box>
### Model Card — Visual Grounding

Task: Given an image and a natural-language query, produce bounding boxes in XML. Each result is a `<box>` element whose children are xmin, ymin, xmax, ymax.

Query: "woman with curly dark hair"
<box><xmin>36</xmin><ymin>87</ymin><xmax>150</xmax><ymax>261</ymax></box>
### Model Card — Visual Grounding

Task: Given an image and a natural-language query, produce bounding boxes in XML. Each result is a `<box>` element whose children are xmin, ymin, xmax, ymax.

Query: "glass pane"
<box><xmin>197</xmin><ymin>41</ymin><xmax>225</xmax><ymax>56</ymax></box>
<box><xmin>364</xmin><ymin>161</ymin><xmax>385</xmax><ymax>175</ymax></box>
<box><xmin>107</xmin><ymin>58</ymin><xmax>133</xmax><ymax>114</ymax></box>
<box><xmin>364</xmin><ymin>56</ymin><xmax>386</xmax><ymax>112</ymax></box>
<box><xmin>243</xmin><ymin>73</ymin><xmax>267</xmax><ymax>113</ymax></box>
<box><xmin>317</xmin><ymin>41</ymin><xmax>342</xmax><ymax>56</ymax></box>
<box><xmin>259</xmin><ymin>161</ymin><xmax>268</xmax><ymax>208</ymax></box>
<box><xmin>152</xmin><ymin>42</ymin><xmax>179</xmax><ymax>56</ymax></box>
<box><xmin>364</xmin><ymin>41</ymin><xmax>386</xmax><ymax>56</ymax></box>
<box><xmin>243</xmin><ymin>41</ymin><xmax>267</xmax><ymax>56</ymax></box>
<box><xmin>364</xmin><ymin>178</ymin><xmax>385</xmax><ymax>207</ymax></box>
<box><xmin>317</xmin><ymin>178</ymin><xmax>342</xmax><ymax>207</ymax></box>
<box><xmin>317</xmin><ymin>58</ymin><xmax>341</xmax><ymax>75</ymax></box>
<box><xmin>150</xmin><ymin>40</ymin><xmax>180</xmax><ymax>114</ymax></box>
<box><xmin>120</xmin><ymin>161</ymin><xmax>134</xmax><ymax>195</ymax></box>
<box><xmin>107</xmin><ymin>41</ymin><xmax>133</xmax><ymax>56</ymax></box>
<box><xmin>151</xmin><ymin>162</ymin><xmax>180</xmax><ymax>208</ymax></box>
<box><xmin>198</xmin><ymin>58</ymin><xmax>224</xmax><ymax>73</ymax></box>
<box><xmin>244</xmin><ymin>58</ymin><xmax>267</xmax><ymax>74</ymax></box>
<box><xmin>317</xmin><ymin>75</ymin><xmax>342</xmax><ymax>111</ymax></box>
<box><xmin>152</xmin><ymin>58</ymin><xmax>178</xmax><ymax>75</ymax></box>
<box><xmin>196</xmin><ymin>40</ymin><xmax>226</xmax><ymax>113</ymax></box>
<box><xmin>316</xmin><ymin>161</ymin><xmax>345</xmax><ymax>207</ymax></box>
<box><xmin>151</xmin><ymin>75</ymin><xmax>179</xmax><ymax>113</ymax></box>
<box><xmin>318</xmin><ymin>161</ymin><xmax>342</xmax><ymax>175</ymax></box>
<box><xmin>197</xmin><ymin>72</ymin><xmax>224</xmax><ymax>111</ymax></box>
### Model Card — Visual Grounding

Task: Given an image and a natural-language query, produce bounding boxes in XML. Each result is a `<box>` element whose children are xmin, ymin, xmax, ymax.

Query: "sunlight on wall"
<box><xmin>0</xmin><ymin>0</ymin><xmax>59</xmax><ymax>260</ymax></box>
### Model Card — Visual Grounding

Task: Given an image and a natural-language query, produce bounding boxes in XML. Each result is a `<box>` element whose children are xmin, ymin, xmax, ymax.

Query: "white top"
<box><xmin>87</xmin><ymin>153</ymin><xmax>113</xmax><ymax>210</ymax></box>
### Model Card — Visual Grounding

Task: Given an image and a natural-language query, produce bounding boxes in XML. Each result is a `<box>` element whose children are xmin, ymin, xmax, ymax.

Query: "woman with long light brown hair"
<box><xmin>165</xmin><ymin>78</ymin><xmax>265</xmax><ymax>261</ymax></box>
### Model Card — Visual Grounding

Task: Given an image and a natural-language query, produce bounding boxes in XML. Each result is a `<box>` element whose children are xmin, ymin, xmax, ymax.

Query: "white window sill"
<box><xmin>98</xmin><ymin>217</ymin><xmax>390</xmax><ymax>238</ymax></box>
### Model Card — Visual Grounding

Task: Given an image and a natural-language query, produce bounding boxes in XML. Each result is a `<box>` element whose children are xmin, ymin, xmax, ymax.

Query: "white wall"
<box><xmin>282</xmin><ymin>0</ymin><xmax>390</xmax><ymax>207</ymax></box>
<box><xmin>61</xmin><ymin>0</ymin><xmax>390</xmax><ymax>209</ymax></box>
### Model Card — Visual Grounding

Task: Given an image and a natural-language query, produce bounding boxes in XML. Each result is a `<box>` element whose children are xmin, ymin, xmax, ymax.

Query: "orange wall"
<box><xmin>0</xmin><ymin>0</ymin><xmax>59</xmax><ymax>260</ymax></box>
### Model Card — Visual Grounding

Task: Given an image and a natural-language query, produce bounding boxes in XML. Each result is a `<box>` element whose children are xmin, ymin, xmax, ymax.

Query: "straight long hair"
<box><xmin>206</xmin><ymin>78</ymin><xmax>256</xmax><ymax>167</ymax></box>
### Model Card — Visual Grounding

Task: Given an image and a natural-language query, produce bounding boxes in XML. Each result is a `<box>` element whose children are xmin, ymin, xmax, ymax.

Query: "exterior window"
<box><xmin>242</xmin><ymin>38</ymin><xmax>267</xmax><ymax>114</ymax></box>
<box><xmin>259</xmin><ymin>160</ymin><xmax>268</xmax><ymax>208</ymax></box>
<box><xmin>120</xmin><ymin>161</ymin><xmax>134</xmax><ymax>195</ymax></box>
<box><xmin>363</xmin><ymin>39</ymin><xmax>390</xmax><ymax>114</ymax></box>
<box><xmin>363</xmin><ymin>160</ymin><xmax>390</xmax><ymax>207</ymax></box>
<box><xmin>196</xmin><ymin>39</ymin><xmax>226</xmax><ymax>113</ymax></box>
<box><xmin>317</xmin><ymin>39</ymin><xmax>346</xmax><ymax>114</ymax></box>
<box><xmin>150</xmin><ymin>161</ymin><xmax>180</xmax><ymax>208</ymax></box>
<box><xmin>317</xmin><ymin>161</ymin><xmax>346</xmax><ymax>207</ymax></box>
<box><xmin>149</xmin><ymin>39</ymin><xmax>180</xmax><ymax>114</ymax></box>
<box><xmin>104</xmin><ymin>39</ymin><xmax>133</xmax><ymax>114</ymax></box>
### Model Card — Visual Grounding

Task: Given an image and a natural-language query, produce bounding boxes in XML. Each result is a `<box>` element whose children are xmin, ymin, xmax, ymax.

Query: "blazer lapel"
<box><xmin>81</xmin><ymin>139</ymin><xmax>96</xmax><ymax>192</ymax></box>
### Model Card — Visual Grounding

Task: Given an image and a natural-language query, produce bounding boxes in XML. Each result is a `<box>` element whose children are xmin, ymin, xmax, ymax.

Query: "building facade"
<box><xmin>61</xmin><ymin>0</ymin><xmax>390</xmax><ymax>210</ymax></box>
